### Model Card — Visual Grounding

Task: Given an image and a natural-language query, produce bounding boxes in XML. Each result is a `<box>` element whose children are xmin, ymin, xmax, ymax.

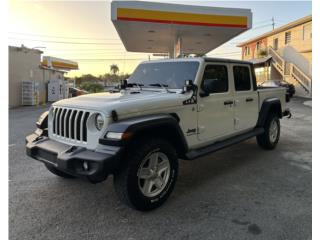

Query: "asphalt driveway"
<box><xmin>9</xmin><ymin>97</ymin><xmax>311</xmax><ymax>240</ymax></box>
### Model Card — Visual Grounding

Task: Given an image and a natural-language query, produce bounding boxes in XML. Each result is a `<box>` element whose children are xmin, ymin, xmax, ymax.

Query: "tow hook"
<box><xmin>283</xmin><ymin>108</ymin><xmax>292</xmax><ymax>118</ymax></box>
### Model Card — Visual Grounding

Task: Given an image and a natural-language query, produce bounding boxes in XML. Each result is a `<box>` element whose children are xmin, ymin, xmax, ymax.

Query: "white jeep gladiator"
<box><xmin>26</xmin><ymin>57</ymin><xmax>291</xmax><ymax>211</ymax></box>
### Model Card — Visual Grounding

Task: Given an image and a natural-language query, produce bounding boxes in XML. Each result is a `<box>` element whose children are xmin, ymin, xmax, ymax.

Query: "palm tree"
<box><xmin>110</xmin><ymin>64</ymin><xmax>119</xmax><ymax>75</ymax></box>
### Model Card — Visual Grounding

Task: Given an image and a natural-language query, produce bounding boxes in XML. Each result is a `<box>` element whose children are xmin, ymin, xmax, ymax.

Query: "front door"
<box><xmin>232</xmin><ymin>65</ymin><xmax>258</xmax><ymax>131</ymax></box>
<box><xmin>197</xmin><ymin>63</ymin><xmax>235</xmax><ymax>142</ymax></box>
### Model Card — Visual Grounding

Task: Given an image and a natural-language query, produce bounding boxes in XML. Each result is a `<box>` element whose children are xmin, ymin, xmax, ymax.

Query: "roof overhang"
<box><xmin>237</xmin><ymin>15</ymin><xmax>312</xmax><ymax>47</ymax></box>
<box><xmin>250</xmin><ymin>55</ymin><xmax>272</xmax><ymax>66</ymax></box>
<box><xmin>111</xmin><ymin>1</ymin><xmax>252</xmax><ymax>55</ymax></box>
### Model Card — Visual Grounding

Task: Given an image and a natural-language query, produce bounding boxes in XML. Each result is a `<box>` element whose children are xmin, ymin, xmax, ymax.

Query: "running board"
<box><xmin>185</xmin><ymin>128</ymin><xmax>264</xmax><ymax>160</ymax></box>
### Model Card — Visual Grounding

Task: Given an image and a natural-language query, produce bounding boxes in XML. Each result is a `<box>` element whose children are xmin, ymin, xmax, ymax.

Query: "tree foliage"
<box><xmin>110</xmin><ymin>64</ymin><xmax>119</xmax><ymax>75</ymax></box>
<box><xmin>72</xmin><ymin>72</ymin><xmax>130</xmax><ymax>93</ymax></box>
<box><xmin>71</xmin><ymin>64</ymin><xmax>131</xmax><ymax>92</ymax></box>
<box><xmin>79</xmin><ymin>82</ymin><xmax>104</xmax><ymax>93</ymax></box>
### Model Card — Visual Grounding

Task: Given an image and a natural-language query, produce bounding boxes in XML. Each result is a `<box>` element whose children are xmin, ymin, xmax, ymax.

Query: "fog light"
<box><xmin>83</xmin><ymin>161</ymin><xmax>89</xmax><ymax>171</ymax></box>
<box><xmin>106</xmin><ymin>132</ymin><xmax>123</xmax><ymax>140</ymax></box>
<box><xmin>105</xmin><ymin>131</ymin><xmax>132</xmax><ymax>140</ymax></box>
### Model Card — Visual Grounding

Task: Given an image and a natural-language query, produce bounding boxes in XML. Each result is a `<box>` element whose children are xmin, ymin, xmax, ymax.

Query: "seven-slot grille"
<box><xmin>52</xmin><ymin>107</ymin><xmax>90</xmax><ymax>142</ymax></box>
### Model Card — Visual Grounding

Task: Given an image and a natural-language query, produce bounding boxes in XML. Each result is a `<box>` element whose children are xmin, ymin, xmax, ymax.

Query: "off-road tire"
<box><xmin>113</xmin><ymin>138</ymin><xmax>178</xmax><ymax>211</ymax></box>
<box><xmin>45</xmin><ymin>164</ymin><xmax>76</xmax><ymax>179</ymax></box>
<box><xmin>256</xmin><ymin>113</ymin><xmax>280</xmax><ymax>150</ymax></box>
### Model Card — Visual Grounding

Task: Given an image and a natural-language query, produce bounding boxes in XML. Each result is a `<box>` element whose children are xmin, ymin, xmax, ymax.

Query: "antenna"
<box><xmin>272</xmin><ymin>17</ymin><xmax>275</xmax><ymax>30</ymax></box>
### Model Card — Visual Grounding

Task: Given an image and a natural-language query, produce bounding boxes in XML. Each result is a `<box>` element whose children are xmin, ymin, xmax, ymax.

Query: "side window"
<box><xmin>245</xmin><ymin>46</ymin><xmax>250</xmax><ymax>56</ymax></box>
<box><xmin>273</xmin><ymin>38</ymin><xmax>278</xmax><ymax>50</ymax></box>
<box><xmin>303</xmin><ymin>23</ymin><xmax>312</xmax><ymax>40</ymax></box>
<box><xmin>285</xmin><ymin>31</ymin><xmax>291</xmax><ymax>45</ymax></box>
<box><xmin>256</xmin><ymin>41</ymin><xmax>261</xmax><ymax>51</ymax></box>
<box><xmin>233</xmin><ymin>66</ymin><xmax>251</xmax><ymax>91</ymax></box>
<box><xmin>202</xmin><ymin>65</ymin><xmax>228</xmax><ymax>94</ymax></box>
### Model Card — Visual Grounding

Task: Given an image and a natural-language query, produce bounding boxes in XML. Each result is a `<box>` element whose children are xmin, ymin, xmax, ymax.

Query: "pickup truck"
<box><xmin>26</xmin><ymin>57</ymin><xmax>290</xmax><ymax>211</ymax></box>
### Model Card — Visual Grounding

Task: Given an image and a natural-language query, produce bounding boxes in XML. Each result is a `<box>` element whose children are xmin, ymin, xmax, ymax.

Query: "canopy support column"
<box><xmin>169</xmin><ymin>36</ymin><xmax>182</xmax><ymax>58</ymax></box>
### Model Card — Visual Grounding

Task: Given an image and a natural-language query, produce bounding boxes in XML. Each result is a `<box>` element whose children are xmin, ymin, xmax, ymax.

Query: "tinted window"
<box><xmin>233</xmin><ymin>66</ymin><xmax>251</xmax><ymax>91</ymax></box>
<box><xmin>202</xmin><ymin>65</ymin><xmax>228</xmax><ymax>94</ymax></box>
<box><xmin>128</xmin><ymin>62</ymin><xmax>199</xmax><ymax>89</ymax></box>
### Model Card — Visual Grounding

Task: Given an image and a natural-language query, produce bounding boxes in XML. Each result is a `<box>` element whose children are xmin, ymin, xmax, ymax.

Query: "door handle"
<box><xmin>246</xmin><ymin>97</ymin><xmax>254</xmax><ymax>102</ymax></box>
<box><xmin>224</xmin><ymin>100</ymin><xmax>234</xmax><ymax>105</ymax></box>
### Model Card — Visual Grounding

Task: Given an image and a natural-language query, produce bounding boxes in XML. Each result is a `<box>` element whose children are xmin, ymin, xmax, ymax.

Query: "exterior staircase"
<box><xmin>268</xmin><ymin>47</ymin><xmax>312</xmax><ymax>98</ymax></box>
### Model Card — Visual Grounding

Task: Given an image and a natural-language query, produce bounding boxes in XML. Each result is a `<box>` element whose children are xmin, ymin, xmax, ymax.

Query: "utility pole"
<box><xmin>272</xmin><ymin>17</ymin><xmax>275</xmax><ymax>30</ymax></box>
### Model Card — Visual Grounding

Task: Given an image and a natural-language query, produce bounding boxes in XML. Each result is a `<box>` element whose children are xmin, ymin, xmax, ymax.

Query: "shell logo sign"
<box><xmin>111</xmin><ymin>1</ymin><xmax>252</xmax><ymax>56</ymax></box>
<box><xmin>116</xmin><ymin>8</ymin><xmax>248</xmax><ymax>29</ymax></box>
<box><xmin>41</xmin><ymin>56</ymin><xmax>78</xmax><ymax>70</ymax></box>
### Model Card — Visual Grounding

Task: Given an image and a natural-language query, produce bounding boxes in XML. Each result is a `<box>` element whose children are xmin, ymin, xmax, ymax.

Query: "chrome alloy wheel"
<box><xmin>269</xmin><ymin>119</ymin><xmax>279</xmax><ymax>143</ymax></box>
<box><xmin>137</xmin><ymin>151</ymin><xmax>171</xmax><ymax>198</ymax></box>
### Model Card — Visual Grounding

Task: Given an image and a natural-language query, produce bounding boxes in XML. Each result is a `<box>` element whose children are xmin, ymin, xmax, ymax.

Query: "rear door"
<box><xmin>232</xmin><ymin>64</ymin><xmax>259</xmax><ymax>131</ymax></box>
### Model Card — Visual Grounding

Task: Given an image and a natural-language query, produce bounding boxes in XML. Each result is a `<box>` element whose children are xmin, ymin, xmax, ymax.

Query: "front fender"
<box><xmin>99</xmin><ymin>114</ymin><xmax>189</xmax><ymax>155</ymax></box>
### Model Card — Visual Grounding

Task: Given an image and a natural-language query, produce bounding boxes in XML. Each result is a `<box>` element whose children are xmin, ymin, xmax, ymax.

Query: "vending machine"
<box><xmin>48</xmin><ymin>80</ymin><xmax>63</xmax><ymax>102</ymax></box>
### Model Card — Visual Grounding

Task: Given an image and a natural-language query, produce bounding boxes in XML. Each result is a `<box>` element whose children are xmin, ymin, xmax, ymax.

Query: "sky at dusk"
<box><xmin>9</xmin><ymin>0</ymin><xmax>312</xmax><ymax>77</ymax></box>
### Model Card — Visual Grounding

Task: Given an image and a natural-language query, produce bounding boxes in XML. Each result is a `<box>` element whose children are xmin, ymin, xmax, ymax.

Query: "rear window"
<box><xmin>233</xmin><ymin>66</ymin><xmax>251</xmax><ymax>91</ymax></box>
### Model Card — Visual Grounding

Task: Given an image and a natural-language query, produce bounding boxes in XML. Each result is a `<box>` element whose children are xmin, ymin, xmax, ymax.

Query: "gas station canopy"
<box><xmin>41</xmin><ymin>56</ymin><xmax>78</xmax><ymax>71</ymax></box>
<box><xmin>111</xmin><ymin>1</ymin><xmax>252</xmax><ymax>57</ymax></box>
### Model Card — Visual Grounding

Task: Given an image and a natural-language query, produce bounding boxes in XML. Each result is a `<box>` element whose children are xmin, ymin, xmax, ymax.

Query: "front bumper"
<box><xmin>26</xmin><ymin>132</ymin><xmax>122</xmax><ymax>182</ymax></box>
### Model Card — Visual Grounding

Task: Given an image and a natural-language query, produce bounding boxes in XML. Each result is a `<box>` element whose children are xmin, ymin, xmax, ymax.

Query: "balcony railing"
<box><xmin>268</xmin><ymin>46</ymin><xmax>311</xmax><ymax>95</ymax></box>
<box><xmin>291</xmin><ymin>64</ymin><xmax>311</xmax><ymax>92</ymax></box>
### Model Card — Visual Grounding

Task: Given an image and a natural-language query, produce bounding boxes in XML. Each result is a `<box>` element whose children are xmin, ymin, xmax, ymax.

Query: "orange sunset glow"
<box><xmin>9</xmin><ymin>0</ymin><xmax>246</xmax><ymax>77</ymax></box>
<box><xmin>9</xmin><ymin>0</ymin><xmax>157</xmax><ymax>77</ymax></box>
<box><xmin>10</xmin><ymin>1</ymin><xmax>311</xmax><ymax>78</ymax></box>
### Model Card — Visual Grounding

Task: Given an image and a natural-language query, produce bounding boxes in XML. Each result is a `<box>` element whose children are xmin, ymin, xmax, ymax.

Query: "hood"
<box><xmin>53</xmin><ymin>89</ymin><xmax>191</xmax><ymax>117</ymax></box>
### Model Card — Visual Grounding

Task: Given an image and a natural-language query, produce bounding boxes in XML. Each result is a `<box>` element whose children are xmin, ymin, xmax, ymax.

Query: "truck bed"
<box><xmin>257</xmin><ymin>87</ymin><xmax>286</xmax><ymax>110</ymax></box>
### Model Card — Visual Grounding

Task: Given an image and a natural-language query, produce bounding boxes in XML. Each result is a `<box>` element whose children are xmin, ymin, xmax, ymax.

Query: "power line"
<box><xmin>71</xmin><ymin>52</ymin><xmax>242</xmax><ymax>62</ymax></box>
<box><xmin>9</xmin><ymin>37</ymin><xmax>123</xmax><ymax>45</ymax></box>
<box><xmin>251</xmin><ymin>23</ymin><xmax>272</xmax><ymax>30</ymax></box>
<box><xmin>253</xmin><ymin>18</ymin><xmax>272</xmax><ymax>25</ymax></box>
<box><xmin>41</xmin><ymin>48</ymin><xmax>126</xmax><ymax>51</ymax></box>
<box><xmin>9</xmin><ymin>23</ymin><xmax>272</xmax><ymax>48</ymax></box>
<box><xmin>9</xmin><ymin>32</ymin><xmax>120</xmax><ymax>41</ymax></box>
<box><xmin>70</xmin><ymin>58</ymin><xmax>148</xmax><ymax>61</ymax></box>
<box><xmin>210</xmin><ymin>52</ymin><xmax>241</xmax><ymax>55</ymax></box>
<box><xmin>48</xmin><ymin>50</ymin><xmax>242</xmax><ymax>57</ymax></box>
<box><xmin>52</xmin><ymin>52</ymin><xmax>148</xmax><ymax>55</ymax></box>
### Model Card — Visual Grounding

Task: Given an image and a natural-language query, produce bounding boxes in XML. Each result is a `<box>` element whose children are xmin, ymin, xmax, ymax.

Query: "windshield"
<box><xmin>128</xmin><ymin>61</ymin><xmax>200</xmax><ymax>89</ymax></box>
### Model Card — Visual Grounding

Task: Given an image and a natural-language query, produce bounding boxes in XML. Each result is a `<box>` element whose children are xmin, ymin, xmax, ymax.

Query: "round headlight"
<box><xmin>95</xmin><ymin>114</ymin><xmax>104</xmax><ymax>130</ymax></box>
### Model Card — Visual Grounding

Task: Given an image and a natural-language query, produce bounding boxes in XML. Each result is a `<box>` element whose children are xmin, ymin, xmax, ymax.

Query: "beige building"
<box><xmin>9</xmin><ymin>45</ymin><xmax>73</xmax><ymax>108</ymax></box>
<box><xmin>238</xmin><ymin>15</ymin><xmax>312</xmax><ymax>97</ymax></box>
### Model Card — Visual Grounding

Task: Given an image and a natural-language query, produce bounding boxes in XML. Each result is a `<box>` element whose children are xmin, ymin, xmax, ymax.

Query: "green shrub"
<box><xmin>79</xmin><ymin>82</ymin><xmax>104</xmax><ymax>93</ymax></box>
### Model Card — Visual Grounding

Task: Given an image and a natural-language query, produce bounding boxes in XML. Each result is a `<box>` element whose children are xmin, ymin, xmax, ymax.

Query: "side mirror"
<box><xmin>120</xmin><ymin>79</ymin><xmax>127</xmax><ymax>89</ymax></box>
<box><xmin>199</xmin><ymin>91</ymin><xmax>209</xmax><ymax>97</ymax></box>
<box><xmin>183</xmin><ymin>80</ymin><xmax>195</xmax><ymax>92</ymax></box>
<box><xmin>200</xmin><ymin>78</ymin><xmax>215</xmax><ymax>97</ymax></box>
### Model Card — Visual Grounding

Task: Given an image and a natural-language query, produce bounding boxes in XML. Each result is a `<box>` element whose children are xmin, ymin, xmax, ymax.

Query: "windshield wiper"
<box><xmin>149</xmin><ymin>83</ymin><xmax>173</xmax><ymax>93</ymax></box>
<box><xmin>127</xmin><ymin>82</ymin><xmax>144</xmax><ymax>90</ymax></box>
